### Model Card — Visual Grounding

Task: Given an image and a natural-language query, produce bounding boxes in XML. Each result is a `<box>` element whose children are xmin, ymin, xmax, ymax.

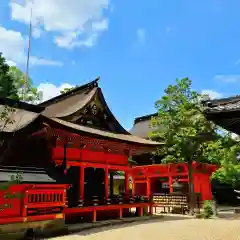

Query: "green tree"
<box><xmin>0</xmin><ymin>54</ymin><xmax>24</xmax><ymax>209</ymax></box>
<box><xmin>0</xmin><ymin>53</ymin><xmax>19</xmax><ymax>100</ymax></box>
<box><xmin>9</xmin><ymin>66</ymin><xmax>42</xmax><ymax>103</ymax></box>
<box><xmin>150</xmin><ymin>78</ymin><xmax>217</xmax><ymax>214</ymax></box>
<box><xmin>150</xmin><ymin>78</ymin><xmax>215</xmax><ymax>162</ymax></box>
<box><xmin>210</xmin><ymin>135</ymin><xmax>240</xmax><ymax>188</ymax></box>
<box><xmin>150</xmin><ymin>77</ymin><xmax>240</xmax><ymax>210</ymax></box>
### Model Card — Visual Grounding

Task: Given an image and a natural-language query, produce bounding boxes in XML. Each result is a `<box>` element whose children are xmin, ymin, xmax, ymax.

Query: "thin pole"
<box><xmin>24</xmin><ymin>6</ymin><xmax>33</xmax><ymax>101</ymax></box>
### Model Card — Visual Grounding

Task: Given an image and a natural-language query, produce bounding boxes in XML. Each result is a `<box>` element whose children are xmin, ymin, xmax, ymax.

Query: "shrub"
<box><xmin>203</xmin><ymin>200</ymin><xmax>214</xmax><ymax>219</ymax></box>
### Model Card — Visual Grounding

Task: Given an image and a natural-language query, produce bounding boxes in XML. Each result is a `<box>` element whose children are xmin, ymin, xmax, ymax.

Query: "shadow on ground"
<box><xmin>66</xmin><ymin>215</ymin><xmax>192</xmax><ymax>237</ymax></box>
<box><xmin>217</xmin><ymin>212</ymin><xmax>240</xmax><ymax>220</ymax></box>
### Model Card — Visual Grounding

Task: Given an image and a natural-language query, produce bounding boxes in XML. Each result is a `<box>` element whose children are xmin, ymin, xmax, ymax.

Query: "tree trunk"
<box><xmin>187</xmin><ymin>159</ymin><xmax>195</xmax><ymax>215</ymax></box>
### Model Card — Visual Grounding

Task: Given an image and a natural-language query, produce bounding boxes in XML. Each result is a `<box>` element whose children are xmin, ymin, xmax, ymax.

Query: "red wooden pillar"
<box><xmin>169</xmin><ymin>176</ymin><xmax>173</xmax><ymax>193</ymax></box>
<box><xmin>80</xmin><ymin>166</ymin><xmax>85</xmax><ymax>200</ymax></box>
<box><xmin>132</xmin><ymin>177</ymin><xmax>135</xmax><ymax>196</ymax></box>
<box><xmin>125</xmin><ymin>171</ymin><xmax>129</xmax><ymax>195</ymax></box>
<box><xmin>207</xmin><ymin>175</ymin><xmax>213</xmax><ymax>200</ymax></box>
<box><xmin>146</xmin><ymin>177</ymin><xmax>151</xmax><ymax>197</ymax></box>
<box><xmin>119</xmin><ymin>207</ymin><xmax>123</xmax><ymax>219</ymax></box>
<box><xmin>105</xmin><ymin>167</ymin><xmax>109</xmax><ymax>200</ymax></box>
<box><xmin>93</xmin><ymin>209</ymin><xmax>97</xmax><ymax>222</ymax></box>
<box><xmin>168</xmin><ymin>164</ymin><xmax>173</xmax><ymax>193</ymax></box>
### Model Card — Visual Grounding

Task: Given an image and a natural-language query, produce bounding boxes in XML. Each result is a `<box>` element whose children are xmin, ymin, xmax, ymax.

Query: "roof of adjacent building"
<box><xmin>0</xmin><ymin>166</ymin><xmax>55</xmax><ymax>182</ymax></box>
<box><xmin>203</xmin><ymin>95</ymin><xmax>240</xmax><ymax>113</ymax></box>
<box><xmin>0</xmin><ymin>106</ymin><xmax>40</xmax><ymax>133</ymax></box>
<box><xmin>203</xmin><ymin>96</ymin><xmax>240</xmax><ymax>134</ymax></box>
<box><xmin>0</xmin><ymin>98</ymin><xmax>43</xmax><ymax>133</ymax></box>
<box><xmin>130</xmin><ymin>113</ymin><xmax>158</xmax><ymax>139</ymax></box>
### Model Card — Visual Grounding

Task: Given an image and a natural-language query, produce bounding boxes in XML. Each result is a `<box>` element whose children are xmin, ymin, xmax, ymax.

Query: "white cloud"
<box><xmin>213</xmin><ymin>74</ymin><xmax>240</xmax><ymax>83</ymax></box>
<box><xmin>37</xmin><ymin>82</ymin><xmax>74</xmax><ymax>102</ymax></box>
<box><xmin>10</xmin><ymin>0</ymin><xmax>110</xmax><ymax>49</ymax></box>
<box><xmin>201</xmin><ymin>89</ymin><xmax>223</xmax><ymax>99</ymax></box>
<box><xmin>6</xmin><ymin>60</ymin><xmax>17</xmax><ymax>66</ymax></box>
<box><xmin>136</xmin><ymin>28</ymin><xmax>146</xmax><ymax>43</ymax></box>
<box><xmin>32</xmin><ymin>28</ymin><xmax>41</xmax><ymax>38</ymax></box>
<box><xmin>0</xmin><ymin>26</ymin><xmax>63</xmax><ymax>67</ymax></box>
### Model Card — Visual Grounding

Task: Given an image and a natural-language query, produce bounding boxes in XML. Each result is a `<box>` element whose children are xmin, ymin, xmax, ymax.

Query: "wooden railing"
<box><xmin>22</xmin><ymin>184</ymin><xmax>68</xmax><ymax>217</ymax></box>
<box><xmin>79</xmin><ymin>195</ymin><xmax>151</xmax><ymax>207</ymax></box>
<box><xmin>27</xmin><ymin>190</ymin><xmax>64</xmax><ymax>205</ymax></box>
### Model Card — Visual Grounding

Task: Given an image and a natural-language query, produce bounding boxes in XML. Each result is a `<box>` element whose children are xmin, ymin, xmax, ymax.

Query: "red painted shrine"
<box><xmin>0</xmin><ymin>77</ymin><xmax>217</xmax><ymax>236</ymax></box>
<box><xmin>131</xmin><ymin>162</ymin><xmax>217</xmax><ymax>201</ymax></box>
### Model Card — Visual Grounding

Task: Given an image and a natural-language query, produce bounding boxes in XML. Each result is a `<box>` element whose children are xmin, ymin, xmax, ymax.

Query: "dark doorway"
<box><xmin>67</xmin><ymin>166</ymin><xmax>80</xmax><ymax>207</ymax></box>
<box><xmin>84</xmin><ymin>167</ymin><xmax>105</xmax><ymax>205</ymax></box>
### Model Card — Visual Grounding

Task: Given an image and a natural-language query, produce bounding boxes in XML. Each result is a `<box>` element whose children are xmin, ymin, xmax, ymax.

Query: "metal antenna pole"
<box><xmin>24</xmin><ymin>6</ymin><xmax>33</xmax><ymax>101</ymax></box>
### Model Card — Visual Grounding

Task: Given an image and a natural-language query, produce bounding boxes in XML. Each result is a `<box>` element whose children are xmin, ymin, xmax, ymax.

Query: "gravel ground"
<box><xmin>52</xmin><ymin>216</ymin><xmax>240</xmax><ymax>240</ymax></box>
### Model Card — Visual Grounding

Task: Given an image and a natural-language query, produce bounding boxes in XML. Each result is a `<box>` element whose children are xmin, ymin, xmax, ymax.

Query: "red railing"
<box><xmin>22</xmin><ymin>184</ymin><xmax>68</xmax><ymax>217</ymax></box>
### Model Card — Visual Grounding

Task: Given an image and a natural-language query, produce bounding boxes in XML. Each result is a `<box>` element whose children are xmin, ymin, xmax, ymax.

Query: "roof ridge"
<box><xmin>38</xmin><ymin>77</ymin><xmax>100</xmax><ymax>107</ymax></box>
<box><xmin>0</xmin><ymin>98</ymin><xmax>44</xmax><ymax>113</ymax></box>
<box><xmin>205</xmin><ymin>95</ymin><xmax>240</xmax><ymax>106</ymax></box>
<box><xmin>134</xmin><ymin>113</ymin><xmax>158</xmax><ymax>125</ymax></box>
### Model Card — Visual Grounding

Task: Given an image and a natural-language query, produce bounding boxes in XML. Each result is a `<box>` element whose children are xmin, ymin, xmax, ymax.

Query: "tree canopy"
<box><xmin>0</xmin><ymin>53</ymin><xmax>42</xmax><ymax>103</ymax></box>
<box><xmin>9</xmin><ymin>66</ymin><xmax>42</xmax><ymax>103</ymax></box>
<box><xmin>0</xmin><ymin>53</ymin><xmax>19</xmax><ymax>100</ymax></box>
<box><xmin>150</xmin><ymin>77</ymin><xmax>240</xmax><ymax>187</ymax></box>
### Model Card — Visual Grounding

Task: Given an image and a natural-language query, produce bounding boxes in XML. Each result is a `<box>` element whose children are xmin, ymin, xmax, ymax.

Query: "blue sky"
<box><xmin>1</xmin><ymin>0</ymin><xmax>240</xmax><ymax>130</ymax></box>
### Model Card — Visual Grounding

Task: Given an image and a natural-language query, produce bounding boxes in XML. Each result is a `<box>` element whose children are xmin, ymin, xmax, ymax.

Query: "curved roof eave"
<box><xmin>47</xmin><ymin>117</ymin><xmax>163</xmax><ymax>146</ymax></box>
<box><xmin>38</xmin><ymin>77</ymin><xmax>100</xmax><ymax>107</ymax></box>
<box><xmin>97</xmin><ymin>88</ymin><xmax>130</xmax><ymax>135</ymax></box>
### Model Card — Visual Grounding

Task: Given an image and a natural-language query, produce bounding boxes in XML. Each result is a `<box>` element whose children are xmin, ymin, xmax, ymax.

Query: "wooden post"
<box><xmin>132</xmin><ymin>178</ymin><xmax>135</xmax><ymax>196</ymax></box>
<box><xmin>125</xmin><ymin>171</ymin><xmax>129</xmax><ymax>195</ymax></box>
<box><xmin>93</xmin><ymin>209</ymin><xmax>97</xmax><ymax>222</ymax></box>
<box><xmin>149</xmin><ymin>204</ymin><xmax>153</xmax><ymax>215</ymax></box>
<box><xmin>169</xmin><ymin>176</ymin><xmax>173</xmax><ymax>193</ymax></box>
<box><xmin>119</xmin><ymin>207</ymin><xmax>123</xmax><ymax>219</ymax></box>
<box><xmin>80</xmin><ymin>166</ymin><xmax>85</xmax><ymax>200</ymax></box>
<box><xmin>105</xmin><ymin>167</ymin><xmax>109</xmax><ymax>200</ymax></box>
<box><xmin>63</xmin><ymin>143</ymin><xmax>67</xmax><ymax>174</ymax></box>
<box><xmin>188</xmin><ymin>160</ymin><xmax>195</xmax><ymax>215</ymax></box>
<box><xmin>146</xmin><ymin>177</ymin><xmax>151</xmax><ymax>197</ymax></box>
<box><xmin>22</xmin><ymin>191</ymin><xmax>29</xmax><ymax>217</ymax></box>
<box><xmin>110</xmin><ymin>172</ymin><xmax>114</xmax><ymax>196</ymax></box>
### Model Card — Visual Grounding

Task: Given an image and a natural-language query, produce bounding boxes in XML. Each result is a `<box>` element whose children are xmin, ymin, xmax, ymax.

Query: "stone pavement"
<box><xmin>52</xmin><ymin>215</ymin><xmax>240</xmax><ymax>240</ymax></box>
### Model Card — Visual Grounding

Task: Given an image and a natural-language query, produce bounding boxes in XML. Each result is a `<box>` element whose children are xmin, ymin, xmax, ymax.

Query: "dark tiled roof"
<box><xmin>0</xmin><ymin>98</ymin><xmax>44</xmax><ymax>113</ymax></box>
<box><xmin>202</xmin><ymin>95</ymin><xmax>240</xmax><ymax>134</ymax></box>
<box><xmin>134</xmin><ymin>113</ymin><xmax>158</xmax><ymax>125</ymax></box>
<box><xmin>0</xmin><ymin>166</ymin><xmax>55</xmax><ymax>183</ymax></box>
<box><xmin>203</xmin><ymin>96</ymin><xmax>240</xmax><ymax>113</ymax></box>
